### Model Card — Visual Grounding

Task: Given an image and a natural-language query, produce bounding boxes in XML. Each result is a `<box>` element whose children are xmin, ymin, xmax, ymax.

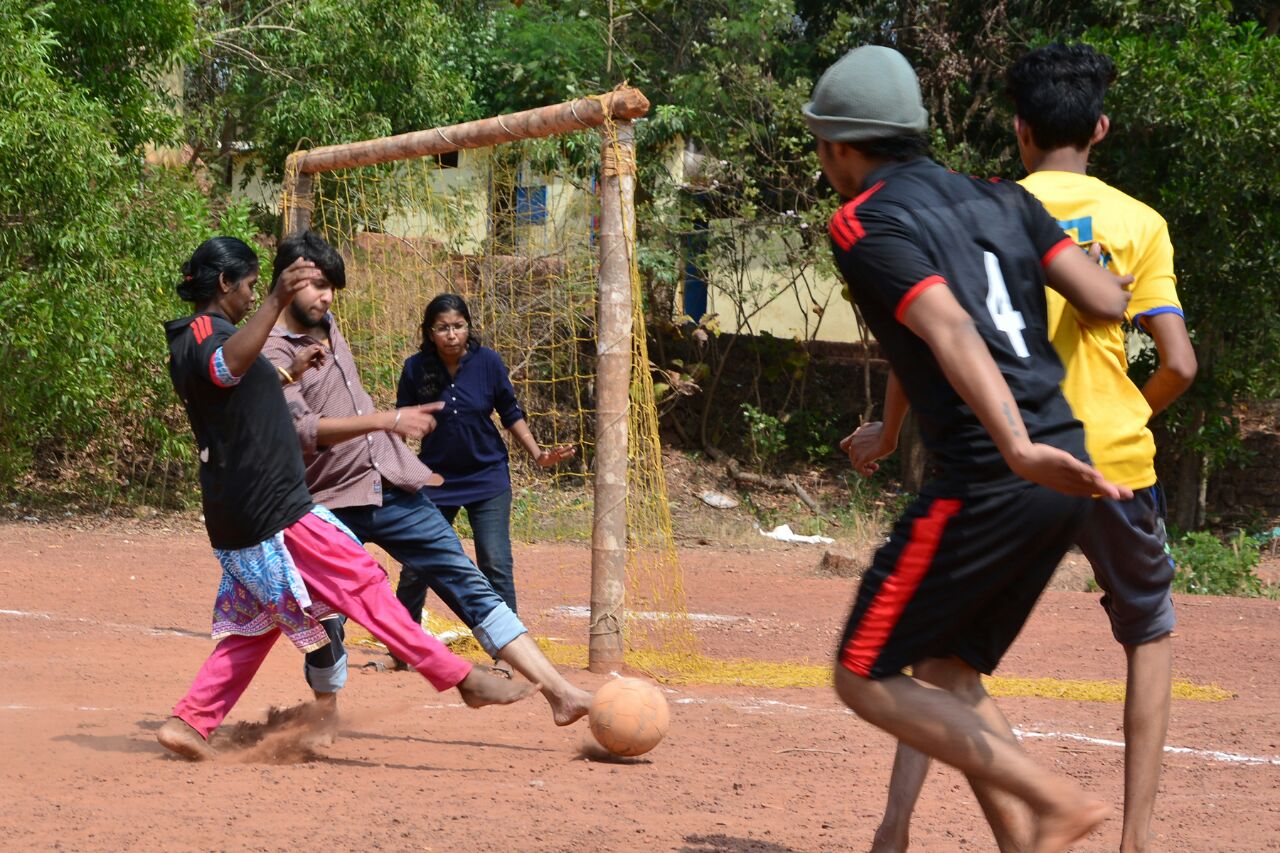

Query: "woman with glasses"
<box><xmin>397</xmin><ymin>294</ymin><xmax>573</xmax><ymax>658</ymax></box>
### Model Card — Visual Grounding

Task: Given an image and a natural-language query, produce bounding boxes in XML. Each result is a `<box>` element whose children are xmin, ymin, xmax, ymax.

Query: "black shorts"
<box><xmin>838</xmin><ymin>483</ymin><xmax>1090</xmax><ymax>679</ymax></box>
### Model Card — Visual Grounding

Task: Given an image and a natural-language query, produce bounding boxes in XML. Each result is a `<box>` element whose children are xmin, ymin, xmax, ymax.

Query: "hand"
<box><xmin>390</xmin><ymin>401</ymin><xmax>445</xmax><ymax>439</ymax></box>
<box><xmin>424</xmin><ymin>472</ymin><xmax>444</xmax><ymax>488</ymax></box>
<box><xmin>839</xmin><ymin>421</ymin><xmax>896</xmax><ymax>477</ymax></box>
<box><xmin>270</xmin><ymin>257</ymin><xmax>321</xmax><ymax>307</ymax></box>
<box><xmin>288</xmin><ymin>343</ymin><xmax>325</xmax><ymax>379</ymax></box>
<box><xmin>1006</xmin><ymin>442</ymin><xmax>1134</xmax><ymax>500</ymax></box>
<box><xmin>535</xmin><ymin>445</ymin><xmax>576</xmax><ymax>468</ymax></box>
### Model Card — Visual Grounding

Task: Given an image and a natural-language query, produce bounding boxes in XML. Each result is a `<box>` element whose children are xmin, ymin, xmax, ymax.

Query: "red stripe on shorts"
<box><xmin>840</xmin><ymin>497</ymin><xmax>963</xmax><ymax>676</ymax></box>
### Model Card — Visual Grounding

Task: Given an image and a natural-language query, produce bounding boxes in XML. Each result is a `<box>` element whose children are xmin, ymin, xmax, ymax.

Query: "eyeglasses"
<box><xmin>430</xmin><ymin>322</ymin><xmax>469</xmax><ymax>336</ymax></box>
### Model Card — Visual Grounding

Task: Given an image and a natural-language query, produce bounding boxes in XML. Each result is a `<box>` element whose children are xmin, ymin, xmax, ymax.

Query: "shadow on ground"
<box><xmin>678</xmin><ymin>834</ymin><xmax>804</xmax><ymax>852</ymax></box>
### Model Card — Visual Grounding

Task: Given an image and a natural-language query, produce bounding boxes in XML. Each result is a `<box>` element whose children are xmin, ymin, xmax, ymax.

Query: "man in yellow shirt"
<box><xmin>847</xmin><ymin>43</ymin><xmax>1197</xmax><ymax>852</ymax></box>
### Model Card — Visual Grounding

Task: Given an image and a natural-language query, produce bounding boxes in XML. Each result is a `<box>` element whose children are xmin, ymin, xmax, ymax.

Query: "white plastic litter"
<box><xmin>759</xmin><ymin>523</ymin><xmax>834</xmax><ymax>545</ymax></box>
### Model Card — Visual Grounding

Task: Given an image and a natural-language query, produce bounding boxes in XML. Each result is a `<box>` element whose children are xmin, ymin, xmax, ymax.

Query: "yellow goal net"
<box><xmin>281</xmin><ymin>90</ymin><xmax>692</xmax><ymax>672</ymax></box>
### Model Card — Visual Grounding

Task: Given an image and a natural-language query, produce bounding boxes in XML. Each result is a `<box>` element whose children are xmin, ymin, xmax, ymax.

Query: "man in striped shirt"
<box><xmin>263</xmin><ymin>231</ymin><xmax>592</xmax><ymax>729</ymax></box>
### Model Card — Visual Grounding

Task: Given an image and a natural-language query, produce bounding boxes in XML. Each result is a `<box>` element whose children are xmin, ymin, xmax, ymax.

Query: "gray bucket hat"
<box><xmin>803</xmin><ymin>45</ymin><xmax>929</xmax><ymax>142</ymax></box>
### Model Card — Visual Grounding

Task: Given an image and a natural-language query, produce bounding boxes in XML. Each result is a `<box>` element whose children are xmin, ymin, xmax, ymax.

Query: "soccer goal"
<box><xmin>279</xmin><ymin>89</ymin><xmax>688</xmax><ymax>673</ymax></box>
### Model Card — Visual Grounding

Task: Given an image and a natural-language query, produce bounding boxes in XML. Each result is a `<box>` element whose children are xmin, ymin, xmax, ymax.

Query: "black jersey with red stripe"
<box><xmin>829</xmin><ymin>157</ymin><xmax>1086</xmax><ymax>494</ymax></box>
<box><xmin>165</xmin><ymin>311</ymin><xmax>313</xmax><ymax>549</ymax></box>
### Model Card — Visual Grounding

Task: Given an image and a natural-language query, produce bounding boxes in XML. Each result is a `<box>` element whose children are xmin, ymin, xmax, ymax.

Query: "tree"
<box><xmin>0</xmin><ymin>1</ymin><xmax>248</xmax><ymax>503</ymax></box>
<box><xmin>1091</xmin><ymin>16</ymin><xmax>1280</xmax><ymax>528</ymax></box>
<box><xmin>185</xmin><ymin>0</ymin><xmax>479</xmax><ymax>188</ymax></box>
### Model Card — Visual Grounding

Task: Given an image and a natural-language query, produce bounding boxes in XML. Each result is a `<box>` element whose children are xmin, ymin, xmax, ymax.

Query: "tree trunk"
<box><xmin>1168</xmin><ymin>449</ymin><xmax>1207</xmax><ymax>532</ymax></box>
<box><xmin>898</xmin><ymin>411</ymin><xmax>928</xmax><ymax>494</ymax></box>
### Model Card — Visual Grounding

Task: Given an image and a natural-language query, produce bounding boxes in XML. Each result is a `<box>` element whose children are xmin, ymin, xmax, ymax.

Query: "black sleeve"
<box><xmin>829</xmin><ymin>206</ymin><xmax>949</xmax><ymax>324</ymax></box>
<box><xmin>178</xmin><ymin>314</ymin><xmax>237</xmax><ymax>389</ymax></box>
<box><xmin>1013</xmin><ymin>184</ymin><xmax>1075</xmax><ymax>265</ymax></box>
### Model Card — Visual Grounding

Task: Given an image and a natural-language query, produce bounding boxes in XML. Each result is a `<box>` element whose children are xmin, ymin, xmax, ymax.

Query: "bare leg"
<box><xmin>496</xmin><ymin>633</ymin><xmax>592</xmax><ymax>725</ymax></box>
<box><xmin>455</xmin><ymin>663</ymin><xmax>539</xmax><ymax>708</ymax></box>
<box><xmin>874</xmin><ymin>659</ymin><xmax>1035</xmax><ymax>852</ymax></box>
<box><xmin>157</xmin><ymin>716</ymin><xmax>217</xmax><ymax>761</ymax></box>
<box><xmin>919</xmin><ymin>658</ymin><xmax>1034</xmax><ymax>852</ymax></box>
<box><xmin>835</xmin><ymin>664</ymin><xmax>1108</xmax><ymax>853</ymax></box>
<box><xmin>871</xmin><ymin>742</ymin><xmax>930</xmax><ymax>852</ymax></box>
<box><xmin>1119</xmin><ymin>635</ymin><xmax>1172</xmax><ymax>853</ymax></box>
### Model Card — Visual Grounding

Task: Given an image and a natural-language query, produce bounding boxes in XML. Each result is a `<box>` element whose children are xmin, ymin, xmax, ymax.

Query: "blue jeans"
<box><xmin>437</xmin><ymin>487</ymin><xmax>517</xmax><ymax>615</ymax></box>
<box><xmin>331</xmin><ymin>486</ymin><xmax>525</xmax><ymax>657</ymax></box>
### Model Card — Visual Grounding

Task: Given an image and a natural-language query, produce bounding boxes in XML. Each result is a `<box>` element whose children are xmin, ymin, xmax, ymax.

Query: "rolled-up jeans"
<box><xmin>331</xmin><ymin>485</ymin><xmax>526</xmax><ymax>658</ymax></box>
<box><xmin>436</xmin><ymin>487</ymin><xmax>517</xmax><ymax>616</ymax></box>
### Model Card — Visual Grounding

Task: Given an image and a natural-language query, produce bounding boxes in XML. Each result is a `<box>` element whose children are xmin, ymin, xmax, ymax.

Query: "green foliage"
<box><xmin>1170</xmin><ymin>530</ymin><xmax>1263</xmax><ymax>597</ymax></box>
<box><xmin>43</xmin><ymin>0</ymin><xmax>193</xmax><ymax>152</ymax></box>
<box><xmin>187</xmin><ymin>0</ymin><xmax>478</xmax><ymax>186</ymax></box>
<box><xmin>0</xmin><ymin>1</ymin><xmax>227</xmax><ymax>503</ymax></box>
<box><xmin>785</xmin><ymin>409</ymin><xmax>839</xmax><ymax>463</ymax></box>
<box><xmin>1089</xmin><ymin>18</ymin><xmax>1280</xmax><ymax>478</ymax></box>
<box><xmin>455</xmin><ymin>1</ymin><xmax>609</xmax><ymax>114</ymax></box>
<box><xmin>740</xmin><ymin>403</ymin><xmax>786</xmax><ymax>467</ymax></box>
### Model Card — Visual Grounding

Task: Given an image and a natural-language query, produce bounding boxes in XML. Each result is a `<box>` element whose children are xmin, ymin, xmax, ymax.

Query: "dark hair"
<box><xmin>273</xmin><ymin>230</ymin><xmax>346</xmax><ymax>290</ymax></box>
<box><xmin>1006</xmin><ymin>43</ymin><xmax>1116</xmax><ymax>150</ymax></box>
<box><xmin>178</xmin><ymin>236</ymin><xmax>260</xmax><ymax>302</ymax></box>
<box><xmin>849</xmin><ymin>133</ymin><xmax>930</xmax><ymax>162</ymax></box>
<box><xmin>414</xmin><ymin>293</ymin><xmax>480</xmax><ymax>402</ymax></box>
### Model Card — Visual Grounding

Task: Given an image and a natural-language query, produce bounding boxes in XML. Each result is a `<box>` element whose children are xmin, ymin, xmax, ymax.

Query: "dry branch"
<box><xmin>705</xmin><ymin>447</ymin><xmax>827</xmax><ymax>517</ymax></box>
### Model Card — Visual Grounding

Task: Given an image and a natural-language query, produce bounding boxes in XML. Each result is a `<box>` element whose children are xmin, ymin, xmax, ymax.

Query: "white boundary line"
<box><xmin>0</xmin><ymin>608</ymin><xmax>195</xmax><ymax>637</ymax></box>
<box><xmin>4</xmin><ymin>609</ymin><xmax>1277</xmax><ymax>767</ymax></box>
<box><xmin>672</xmin><ymin>696</ymin><xmax>1280</xmax><ymax>767</ymax></box>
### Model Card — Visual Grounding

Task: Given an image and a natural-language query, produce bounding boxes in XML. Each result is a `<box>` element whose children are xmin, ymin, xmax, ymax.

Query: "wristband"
<box><xmin>277</xmin><ymin>365</ymin><xmax>295</xmax><ymax>385</ymax></box>
<box><xmin>392</xmin><ymin>409</ymin><xmax>402</xmax><ymax>430</ymax></box>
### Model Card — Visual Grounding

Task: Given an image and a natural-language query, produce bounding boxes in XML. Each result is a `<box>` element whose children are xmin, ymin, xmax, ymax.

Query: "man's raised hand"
<box><xmin>272</xmin><ymin>257</ymin><xmax>322</xmax><ymax>306</ymax></box>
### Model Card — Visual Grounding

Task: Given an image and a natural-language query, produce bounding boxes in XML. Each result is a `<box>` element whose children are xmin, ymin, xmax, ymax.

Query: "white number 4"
<box><xmin>984</xmin><ymin>251</ymin><xmax>1029</xmax><ymax>358</ymax></box>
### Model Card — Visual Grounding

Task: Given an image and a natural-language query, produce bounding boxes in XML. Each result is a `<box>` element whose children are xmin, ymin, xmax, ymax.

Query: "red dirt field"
<box><xmin>1</xmin><ymin>518</ymin><xmax>1277</xmax><ymax>852</ymax></box>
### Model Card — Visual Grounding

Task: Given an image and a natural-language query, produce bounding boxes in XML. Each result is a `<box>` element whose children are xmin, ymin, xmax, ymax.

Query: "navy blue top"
<box><xmin>397</xmin><ymin>345</ymin><xmax>526</xmax><ymax>506</ymax></box>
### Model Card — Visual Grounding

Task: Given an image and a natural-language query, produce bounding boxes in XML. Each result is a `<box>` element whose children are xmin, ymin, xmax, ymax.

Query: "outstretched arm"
<box><xmin>900</xmin><ymin>284</ymin><xmax>1131</xmax><ymax>499</ymax></box>
<box><xmin>508</xmin><ymin>418</ymin><xmax>576</xmax><ymax>468</ymax></box>
<box><xmin>314</xmin><ymin>403</ymin><xmax>446</xmax><ymax>445</ymax></box>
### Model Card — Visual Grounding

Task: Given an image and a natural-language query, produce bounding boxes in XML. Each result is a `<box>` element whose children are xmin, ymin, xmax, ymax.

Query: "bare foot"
<box><xmin>156</xmin><ymin>716</ymin><xmax>217</xmax><ymax>761</ymax></box>
<box><xmin>547</xmin><ymin>684</ymin><xmax>593</xmax><ymax>727</ymax></box>
<box><xmin>456</xmin><ymin>665</ymin><xmax>539</xmax><ymax>708</ymax></box>
<box><xmin>301</xmin><ymin>694</ymin><xmax>339</xmax><ymax>750</ymax></box>
<box><xmin>1033</xmin><ymin>798</ymin><xmax>1110</xmax><ymax>853</ymax></box>
<box><xmin>869</xmin><ymin>823</ymin><xmax>909</xmax><ymax>853</ymax></box>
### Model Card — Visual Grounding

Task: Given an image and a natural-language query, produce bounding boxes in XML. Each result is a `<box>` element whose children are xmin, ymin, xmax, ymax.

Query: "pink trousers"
<box><xmin>173</xmin><ymin>512</ymin><xmax>473</xmax><ymax>739</ymax></box>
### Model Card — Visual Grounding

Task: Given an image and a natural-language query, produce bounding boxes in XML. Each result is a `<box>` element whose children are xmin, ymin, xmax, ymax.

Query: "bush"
<box><xmin>740</xmin><ymin>403</ymin><xmax>786</xmax><ymax>468</ymax></box>
<box><xmin>1170</xmin><ymin>530</ymin><xmax>1263</xmax><ymax>597</ymax></box>
<box><xmin>0</xmin><ymin>3</ymin><xmax>248</xmax><ymax>506</ymax></box>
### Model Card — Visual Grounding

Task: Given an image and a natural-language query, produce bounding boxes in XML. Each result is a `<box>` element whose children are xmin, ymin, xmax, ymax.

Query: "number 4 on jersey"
<box><xmin>983</xmin><ymin>251</ymin><xmax>1029</xmax><ymax>358</ymax></box>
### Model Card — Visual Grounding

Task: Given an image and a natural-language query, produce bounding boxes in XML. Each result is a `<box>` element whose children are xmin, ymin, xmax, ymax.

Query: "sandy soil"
<box><xmin>1</xmin><ymin>518</ymin><xmax>1277</xmax><ymax>852</ymax></box>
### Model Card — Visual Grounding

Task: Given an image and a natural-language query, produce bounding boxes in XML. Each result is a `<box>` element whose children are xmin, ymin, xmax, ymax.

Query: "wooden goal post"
<box><xmin>280</xmin><ymin>88</ymin><xmax>650</xmax><ymax>673</ymax></box>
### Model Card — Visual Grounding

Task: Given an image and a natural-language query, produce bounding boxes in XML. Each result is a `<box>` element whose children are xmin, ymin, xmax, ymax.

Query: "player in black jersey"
<box><xmin>805</xmin><ymin>46</ymin><xmax>1134</xmax><ymax>851</ymax></box>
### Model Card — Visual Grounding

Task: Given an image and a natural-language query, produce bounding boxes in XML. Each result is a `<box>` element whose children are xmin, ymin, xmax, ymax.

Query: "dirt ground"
<box><xmin>1</xmin><ymin>517</ymin><xmax>1278</xmax><ymax>852</ymax></box>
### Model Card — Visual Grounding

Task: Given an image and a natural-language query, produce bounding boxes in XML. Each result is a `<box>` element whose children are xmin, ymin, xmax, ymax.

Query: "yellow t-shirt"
<box><xmin>1020</xmin><ymin>170</ymin><xmax>1182</xmax><ymax>490</ymax></box>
